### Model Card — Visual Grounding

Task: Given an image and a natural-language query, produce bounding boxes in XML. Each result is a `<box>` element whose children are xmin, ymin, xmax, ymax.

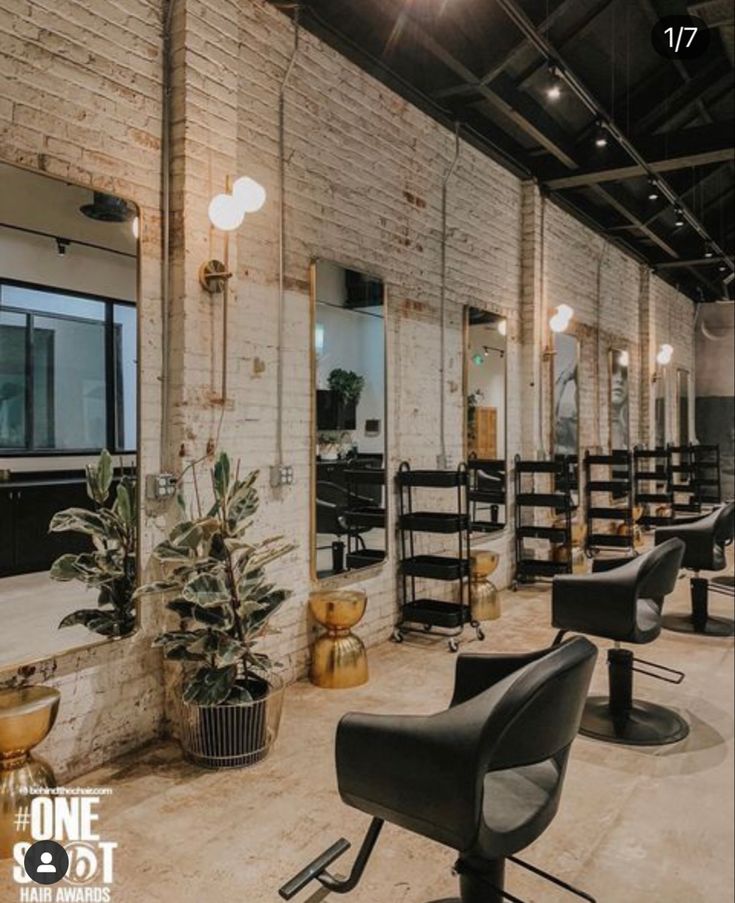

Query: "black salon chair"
<box><xmin>552</xmin><ymin>538</ymin><xmax>687</xmax><ymax>747</ymax></box>
<box><xmin>280</xmin><ymin>638</ymin><xmax>598</xmax><ymax>903</ymax></box>
<box><xmin>654</xmin><ymin>501</ymin><xmax>735</xmax><ymax>637</ymax></box>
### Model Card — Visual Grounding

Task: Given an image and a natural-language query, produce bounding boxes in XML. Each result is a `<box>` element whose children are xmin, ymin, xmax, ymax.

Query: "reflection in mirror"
<box><xmin>0</xmin><ymin>162</ymin><xmax>138</xmax><ymax>667</ymax></box>
<box><xmin>677</xmin><ymin>369</ymin><xmax>690</xmax><ymax>445</ymax></box>
<box><xmin>610</xmin><ymin>349</ymin><xmax>630</xmax><ymax>450</ymax></box>
<box><xmin>655</xmin><ymin>370</ymin><xmax>667</xmax><ymax>447</ymax></box>
<box><xmin>465</xmin><ymin>307</ymin><xmax>507</xmax><ymax>534</ymax></box>
<box><xmin>553</xmin><ymin>332</ymin><xmax>580</xmax><ymax>502</ymax></box>
<box><xmin>312</xmin><ymin>260</ymin><xmax>386</xmax><ymax>580</ymax></box>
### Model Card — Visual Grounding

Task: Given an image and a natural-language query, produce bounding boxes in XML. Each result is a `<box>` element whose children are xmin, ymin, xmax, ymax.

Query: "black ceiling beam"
<box><xmin>540</xmin><ymin>121</ymin><xmax>735</xmax><ymax>187</ymax></box>
<box><xmin>586</xmin><ymin>182</ymin><xmax>680</xmax><ymax>258</ymax></box>
<box><xmin>514</xmin><ymin>0</ymin><xmax>615</xmax><ymax>90</ymax></box>
<box><xmin>633</xmin><ymin>62</ymin><xmax>732</xmax><ymax>134</ymax></box>
<box><xmin>432</xmin><ymin>0</ymin><xmax>579</xmax><ymax>101</ymax></box>
<box><xmin>654</xmin><ymin>257</ymin><xmax>730</xmax><ymax>269</ymax></box>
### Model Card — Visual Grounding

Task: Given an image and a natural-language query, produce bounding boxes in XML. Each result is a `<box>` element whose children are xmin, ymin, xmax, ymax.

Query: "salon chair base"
<box><xmin>580</xmin><ymin>647</ymin><xmax>689</xmax><ymax>747</ymax></box>
<box><xmin>581</xmin><ymin>697</ymin><xmax>689</xmax><ymax>746</ymax></box>
<box><xmin>661</xmin><ymin>577</ymin><xmax>735</xmax><ymax>637</ymax></box>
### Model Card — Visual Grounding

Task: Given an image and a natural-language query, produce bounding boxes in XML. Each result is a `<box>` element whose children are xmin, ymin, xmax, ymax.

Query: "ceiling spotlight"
<box><xmin>719</xmin><ymin>264</ymin><xmax>728</xmax><ymax>273</ymax></box>
<box><xmin>673</xmin><ymin>207</ymin><xmax>685</xmax><ymax>228</ymax></box>
<box><xmin>704</xmin><ymin>242</ymin><xmax>714</xmax><ymax>259</ymax></box>
<box><xmin>647</xmin><ymin>179</ymin><xmax>659</xmax><ymax>201</ymax></box>
<box><xmin>546</xmin><ymin>63</ymin><xmax>562</xmax><ymax>101</ymax></box>
<box><xmin>594</xmin><ymin>121</ymin><xmax>608</xmax><ymax>148</ymax></box>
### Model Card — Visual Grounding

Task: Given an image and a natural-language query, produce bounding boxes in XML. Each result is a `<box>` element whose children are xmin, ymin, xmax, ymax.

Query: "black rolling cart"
<box><xmin>467</xmin><ymin>455</ymin><xmax>506</xmax><ymax>533</ymax></box>
<box><xmin>692</xmin><ymin>444</ymin><xmax>722</xmax><ymax>508</ymax></box>
<box><xmin>584</xmin><ymin>450</ymin><xmax>636</xmax><ymax>556</ymax></box>
<box><xmin>342</xmin><ymin>468</ymin><xmax>386</xmax><ymax>571</ymax></box>
<box><xmin>513</xmin><ymin>455</ymin><xmax>574</xmax><ymax>589</ymax></box>
<box><xmin>668</xmin><ymin>444</ymin><xmax>700</xmax><ymax>515</ymax></box>
<box><xmin>394</xmin><ymin>461</ymin><xmax>482</xmax><ymax>653</ymax></box>
<box><xmin>633</xmin><ymin>447</ymin><xmax>674</xmax><ymax>528</ymax></box>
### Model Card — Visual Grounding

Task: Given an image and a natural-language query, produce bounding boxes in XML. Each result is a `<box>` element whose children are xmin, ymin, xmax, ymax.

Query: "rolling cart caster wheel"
<box><xmin>476</xmin><ymin>627</ymin><xmax>485</xmax><ymax>642</ymax></box>
<box><xmin>392</xmin><ymin>629</ymin><xmax>404</xmax><ymax>644</ymax></box>
<box><xmin>448</xmin><ymin>639</ymin><xmax>459</xmax><ymax>654</ymax></box>
<box><xmin>423</xmin><ymin>623</ymin><xmax>433</xmax><ymax>632</ymax></box>
<box><xmin>511</xmin><ymin>581</ymin><xmax>518</xmax><ymax>592</ymax></box>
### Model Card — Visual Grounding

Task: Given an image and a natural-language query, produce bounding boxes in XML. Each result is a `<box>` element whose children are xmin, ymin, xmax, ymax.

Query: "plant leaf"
<box><xmin>114</xmin><ymin>482</ymin><xmax>132</xmax><ymax>526</ymax></box>
<box><xmin>182</xmin><ymin>665</ymin><xmax>237</xmax><ymax>705</ymax></box>
<box><xmin>213</xmin><ymin>452</ymin><xmax>231</xmax><ymax>502</ymax></box>
<box><xmin>182</xmin><ymin>572</ymin><xmax>230</xmax><ymax>607</ymax></box>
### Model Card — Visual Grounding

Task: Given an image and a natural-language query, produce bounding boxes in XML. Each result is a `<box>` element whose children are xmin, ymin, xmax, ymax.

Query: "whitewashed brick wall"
<box><xmin>0</xmin><ymin>0</ymin><xmax>697</xmax><ymax>777</ymax></box>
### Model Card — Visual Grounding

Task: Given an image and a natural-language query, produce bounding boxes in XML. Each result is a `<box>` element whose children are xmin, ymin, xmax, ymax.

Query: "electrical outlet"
<box><xmin>270</xmin><ymin>464</ymin><xmax>294</xmax><ymax>488</ymax></box>
<box><xmin>146</xmin><ymin>473</ymin><xmax>177</xmax><ymax>501</ymax></box>
<box><xmin>436</xmin><ymin>453</ymin><xmax>454</xmax><ymax>470</ymax></box>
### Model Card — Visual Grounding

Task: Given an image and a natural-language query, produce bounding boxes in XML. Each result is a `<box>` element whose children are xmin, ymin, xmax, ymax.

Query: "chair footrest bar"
<box><xmin>279</xmin><ymin>839</ymin><xmax>351</xmax><ymax>900</ymax></box>
<box><xmin>508</xmin><ymin>856</ymin><xmax>597</xmax><ymax>902</ymax></box>
<box><xmin>632</xmin><ymin>657</ymin><xmax>685</xmax><ymax>685</ymax></box>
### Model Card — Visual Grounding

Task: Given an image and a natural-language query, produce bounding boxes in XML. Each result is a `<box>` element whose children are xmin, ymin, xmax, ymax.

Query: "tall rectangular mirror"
<box><xmin>609</xmin><ymin>348</ymin><xmax>630</xmax><ymax>450</ymax></box>
<box><xmin>677</xmin><ymin>369</ymin><xmax>690</xmax><ymax>445</ymax></box>
<box><xmin>311</xmin><ymin>260</ymin><xmax>386</xmax><ymax>580</ymax></box>
<box><xmin>553</xmin><ymin>331</ymin><xmax>580</xmax><ymax>502</ymax></box>
<box><xmin>0</xmin><ymin>162</ymin><xmax>139</xmax><ymax>667</ymax></box>
<box><xmin>464</xmin><ymin>306</ymin><xmax>507</xmax><ymax>534</ymax></box>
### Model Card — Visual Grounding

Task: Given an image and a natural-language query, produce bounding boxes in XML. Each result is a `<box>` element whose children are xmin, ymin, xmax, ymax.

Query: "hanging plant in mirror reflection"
<box><xmin>49</xmin><ymin>449</ymin><xmax>137</xmax><ymax>638</ymax></box>
<box><xmin>327</xmin><ymin>368</ymin><xmax>365</xmax><ymax>406</ymax></box>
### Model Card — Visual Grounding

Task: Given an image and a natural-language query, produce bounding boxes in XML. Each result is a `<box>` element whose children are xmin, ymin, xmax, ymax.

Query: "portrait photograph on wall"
<box><xmin>553</xmin><ymin>332</ymin><xmax>579</xmax><ymax>458</ymax></box>
<box><xmin>610</xmin><ymin>349</ymin><xmax>630</xmax><ymax>450</ymax></box>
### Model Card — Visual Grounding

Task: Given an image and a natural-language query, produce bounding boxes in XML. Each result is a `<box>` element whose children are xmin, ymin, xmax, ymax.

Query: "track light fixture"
<box><xmin>594</xmin><ymin>120</ymin><xmax>608</xmax><ymax>148</ymax></box>
<box><xmin>647</xmin><ymin>179</ymin><xmax>660</xmax><ymax>201</ymax></box>
<box><xmin>704</xmin><ymin>242</ymin><xmax>714</xmax><ymax>259</ymax></box>
<box><xmin>673</xmin><ymin>207</ymin><xmax>685</xmax><ymax>228</ymax></box>
<box><xmin>546</xmin><ymin>63</ymin><xmax>562</xmax><ymax>101</ymax></box>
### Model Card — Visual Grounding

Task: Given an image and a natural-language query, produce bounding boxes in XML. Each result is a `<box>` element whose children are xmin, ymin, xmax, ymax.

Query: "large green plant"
<box><xmin>50</xmin><ymin>449</ymin><xmax>137</xmax><ymax>638</ymax></box>
<box><xmin>328</xmin><ymin>368</ymin><xmax>364</xmax><ymax>405</ymax></box>
<box><xmin>137</xmin><ymin>452</ymin><xmax>294</xmax><ymax>706</ymax></box>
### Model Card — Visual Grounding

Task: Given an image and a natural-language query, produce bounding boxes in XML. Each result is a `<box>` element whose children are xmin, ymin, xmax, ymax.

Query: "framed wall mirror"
<box><xmin>0</xmin><ymin>162</ymin><xmax>139</xmax><ymax>668</ymax></box>
<box><xmin>311</xmin><ymin>260</ymin><xmax>386</xmax><ymax>580</ymax></box>
<box><xmin>677</xmin><ymin>369</ymin><xmax>690</xmax><ymax>445</ymax></box>
<box><xmin>655</xmin><ymin>370</ymin><xmax>667</xmax><ymax>448</ymax></box>
<box><xmin>464</xmin><ymin>306</ymin><xmax>507</xmax><ymax>534</ymax></box>
<box><xmin>609</xmin><ymin>348</ymin><xmax>630</xmax><ymax>450</ymax></box>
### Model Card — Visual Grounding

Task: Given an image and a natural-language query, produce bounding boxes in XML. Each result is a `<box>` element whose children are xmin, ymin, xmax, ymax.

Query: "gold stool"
<box><xmin>470</xmin><ymin>552</ymin><xmax>500</xmax><ymax>621</ymax></box>
<box><xmin>1</xmin><ymin>686</ymin><xmax>60</xmax><ymax>859</ymax></box>
<box><xmin>309</xmin><ymin>590</ymin><xmax>368</xmax><ymax>689</ymax></box>
<box><xmin>552</xmin><ymin>517</ymin><xmax>588</xmax><ymax>573</ymax></box>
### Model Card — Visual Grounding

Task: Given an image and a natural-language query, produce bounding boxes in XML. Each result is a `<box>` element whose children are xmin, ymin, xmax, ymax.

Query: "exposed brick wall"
<box><xmin>0</xmin><ymin>0</ymin><xmax>166</xmax><ymax>780</ymax></box>
<box><xmin>0</xmin><ymin>0</ymin><xmax>698</xmax><ymax>777</ymax></box>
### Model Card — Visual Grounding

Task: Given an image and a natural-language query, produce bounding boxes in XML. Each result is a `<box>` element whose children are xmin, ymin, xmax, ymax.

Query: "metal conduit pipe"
<box><xmin>439</xmin><ymin>121</ymin><xmax>461</xmax><ymax>467</ymax></box>
<box><xmin>275</xmin><ymin>7</ymin><xmax>301</xmax><ymax>477</ymax></box>
<box><xmin>160</xmin><ymin>0</ymin><xmax>179</xmax><ymax>471</ymax></box>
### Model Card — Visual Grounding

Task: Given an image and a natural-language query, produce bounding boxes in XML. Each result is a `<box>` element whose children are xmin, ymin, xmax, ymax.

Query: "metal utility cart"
<box><xmin>633</xmin><ymin>447</ymin><xmax>674</xmax><ymax>528</ymax></box>
<box><xmin>467</xmin><ymin>455</ymin><xmax>506</xmax><ymax>534</ymax></box>
<box><xmin>668</xmin><ymin>444</ymin><xmax>700</xmax><ymax>515</ymax></box>
<box><xmin>584</xmin><ymin>450</ymin><xmax>636</xmax><ymax>557</ymax></box>
<box><xmin>513</xmin><ymin>455</ymin><xmax>574</xmax><ymax>589</ymax></box>
<box><xmin>395</xmin><ymin>461</ymin><xmax>482</xmax><ymax>653</ymax></box>
<box><xmin>692</xmin><ymin>444</ymin><xmax>722</xmax><ymax>508</ymax></box>
<box><xmin>342</xmin><ymin>468</ymin><xmax>386</xmax><ymax>571</ymax></box>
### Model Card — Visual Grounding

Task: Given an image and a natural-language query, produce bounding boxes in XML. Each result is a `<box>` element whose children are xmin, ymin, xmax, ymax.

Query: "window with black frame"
<box><xmin>0</xmin><ymin>282</ymin><xmax>136</xmax><ymax>454</ymax></box>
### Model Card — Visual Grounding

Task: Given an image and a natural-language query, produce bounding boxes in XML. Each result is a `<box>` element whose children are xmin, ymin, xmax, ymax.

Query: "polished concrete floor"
<box><xmin>2</xmin><ymin>566</ymin><xmax>733</xmax><ymax>902</ymax></box>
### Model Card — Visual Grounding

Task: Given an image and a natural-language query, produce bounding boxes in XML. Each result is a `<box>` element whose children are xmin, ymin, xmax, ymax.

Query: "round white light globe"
<box><xmin>208</xmin><ymin>193</ymin><xmax>245</xmax><ymax>231</ymax></box>
<box><xmin>233</xmin><ymin>176</ymin><xmax>266</xmax><ymax>213</ymax></box>
<box><xmin>557</xmin><ymin>303</ymin><xmax>574</xmax><ymax>321</ymax></box>
<box><xmin>549</xmin><ymin>312</ymin><xmax>568</xmax><ymax>333</ymax></box>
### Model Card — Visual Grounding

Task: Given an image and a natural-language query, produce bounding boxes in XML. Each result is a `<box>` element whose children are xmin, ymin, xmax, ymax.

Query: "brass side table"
<box><xmin>470</xmin><ymin>552</ymin><xmax>500</xmax><ymax>621</ymax></box>
<box><xmin>309</xmin><ymin>590</ymin><xmax>368</xmax><ymax>689</ymax></box>
<box><xmin>1</xmin><ymin>686</ymin><xmax>60</xmax><ymax>859</ymax></box>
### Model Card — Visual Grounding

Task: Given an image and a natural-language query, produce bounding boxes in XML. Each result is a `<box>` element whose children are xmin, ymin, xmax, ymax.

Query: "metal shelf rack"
<box><xmin>467</xmin><ymin>455</ymin><xmax>507</xmax><ymax>534</ymax></box>
<box><xmin>583</xmin><ymin>450</ymin><xmax>636</xmax><ymax>556</ymax></box>
<box><xmin>513</xmin><ymin>455</ymin><xmax>574</xmax><ymax>588</ymax></box>
<box><xmin>394</xmin><ymin>461</ymin><xmax>482</xmax><ymax>653</ymax></box>
<box><xmin>633</xmin><ymin>446</ymin><xmax>674</xmax><ymax>528</ymax></box>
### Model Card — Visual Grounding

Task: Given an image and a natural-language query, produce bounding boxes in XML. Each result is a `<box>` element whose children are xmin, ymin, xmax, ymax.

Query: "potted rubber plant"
<box><xmin>137</xmin><ymin>452</ymin><xmax>294</xmax><ymax>768</ymax></box>
<box><xmin>49</xmin><ymin>449</ymin><xmax>137</xmax><ymax>638</ymax></box>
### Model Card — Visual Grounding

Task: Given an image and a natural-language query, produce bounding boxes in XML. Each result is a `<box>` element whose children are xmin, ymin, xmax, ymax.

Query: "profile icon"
<box><xmin>23</xmin><ymin>840</ymin><xmax>69</xmax><ymax>885</ymax></box>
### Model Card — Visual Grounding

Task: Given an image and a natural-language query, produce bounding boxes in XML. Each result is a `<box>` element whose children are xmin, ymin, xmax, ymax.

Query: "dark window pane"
<box><xmin>0</xmin><ymin>311</ymin><xmax>27</xmax><ymax>448</ymax></box>
<box><xmin>32</xmin><ymin>314</ymin><xmax>106</xmax><ymax>450</ymax></box>
<box><xmin>113</xmin><ymin>304</ymin><xmax>137</xmax><ymax>450</ymax></box>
